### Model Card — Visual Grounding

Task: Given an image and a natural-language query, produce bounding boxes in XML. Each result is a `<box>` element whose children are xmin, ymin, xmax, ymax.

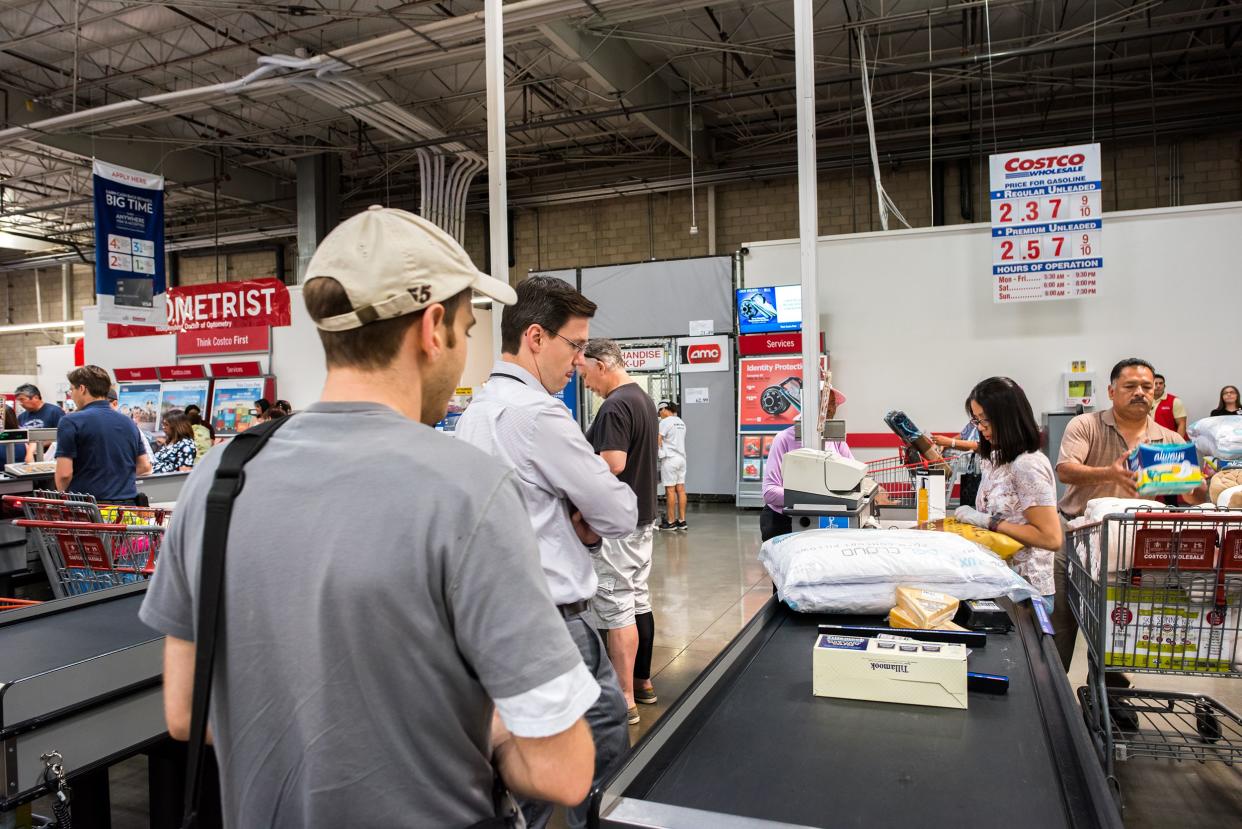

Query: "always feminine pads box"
<box><xmin>1128</xmin><ymin>443</ymin><xmax>1203</xmax><ymax>496</ymax></box>
<box><xmin>812</xmin><ymin>634</ymin><xmax>968</xmax><ymax>709</ymax></box>
<box><xmin>1104</xmin><ymin>585</ymin><xmax>1239</xmax><ymax>672</ymax></box>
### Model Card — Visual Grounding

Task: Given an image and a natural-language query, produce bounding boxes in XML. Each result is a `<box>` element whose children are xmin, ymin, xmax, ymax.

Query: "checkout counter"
<box><xmin>592</xmin><ymin>597</ymin><xmax>1122</xmax><ymax>828</ymax></box>
<box><xmin>0</xmin><ymin>583</ymin><xmax>198</xmax><ymax>827</ymax></box>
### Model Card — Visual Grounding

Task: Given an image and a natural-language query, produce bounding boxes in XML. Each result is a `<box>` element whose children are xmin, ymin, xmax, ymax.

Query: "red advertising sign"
<box><xmin>114</xmin><ymin>367</ymin><xmax>159</xmax><ymax>381</ymax></box>
<box><xmin>107</xmin><ymin>278</ymin><xmax>291</xmax><ymax>338</ymax></box>
<box><xmin>157</xmin><ymin>364</ymin><xmax>207</xmax><ymax>380</ymax></box>
<box><xmin>739</xmin><ymin>356</ymin><xmax>804</xmax><ymax>432</ymax></box>
<box><xmin>177</xmin><ymin>325</ymin><xmax>270</xmax><ymax>356</ymax></box>
<box><xmin>738</xmin><ymin>332</ymin><xmax>803</xmax><ymax>355</ymax></box>
<box><xmin>210</xmin><ymin>361</ymin><xmax>263</xmax><ymax>377</ymax></box>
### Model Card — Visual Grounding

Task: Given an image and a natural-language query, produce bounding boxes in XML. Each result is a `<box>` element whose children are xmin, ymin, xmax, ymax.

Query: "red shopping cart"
<box><xmin>1065</xmin><ymin>508</ymin><xmax>1242</xmax><ymax>794</ymax></box>
<box><xmin>866</xmin><ymin>454</ymin><xmax>953</xmax><ymax>509</ymax></box>
<box><xmin>1</xmin><ymin>597</ymin><xmax>40</xmax><ymax>611</ymax></box>
<box><xmin>12</xmin><ymin>518</ymin><xmax>164</xmax><ymax>596</ymax></box>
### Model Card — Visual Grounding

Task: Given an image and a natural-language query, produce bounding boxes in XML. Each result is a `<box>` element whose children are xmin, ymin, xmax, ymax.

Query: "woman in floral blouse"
<box><xmin>952</xmin><ymin>377</ymin><xmax>1063</xmax><ymax>612</ymax></box>
<box><xmin>152</xmin><ymin>408</ymin><xmax>198</xmax><ymax>474</ymax></box>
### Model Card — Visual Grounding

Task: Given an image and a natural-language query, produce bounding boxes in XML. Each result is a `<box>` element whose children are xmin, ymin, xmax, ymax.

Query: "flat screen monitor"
<box><xmin>158</xmin><ymin>380</ymin><xmax>212</xmax><ymax>431</ymax></box>
<box><xmin>736</xmin><ymin>285</ymin><xmax>801</xmax><ymax>334</ymax></box>
<box><xmin>116</xmin><ymin>382</ymin><xmax>162</xmax><ymax>434</ymax></box>
<box><xmin>209</xmin><ymin>377</ymin><xmax>266</xmax><ymax>436</ymax></box>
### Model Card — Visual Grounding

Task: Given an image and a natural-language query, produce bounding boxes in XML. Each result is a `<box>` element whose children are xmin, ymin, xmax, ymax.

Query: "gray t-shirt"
<box><xmin>140</xmin><ymin>401</ymin><xmax>583</xmax><ymax>828</ymax></box>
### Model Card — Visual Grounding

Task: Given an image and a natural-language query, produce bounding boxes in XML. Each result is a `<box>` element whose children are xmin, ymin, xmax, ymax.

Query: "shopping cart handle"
<box><xmin>12</xmin><ymin>519</ymin><xmax>129</xmax><ymax>530</ymax></box>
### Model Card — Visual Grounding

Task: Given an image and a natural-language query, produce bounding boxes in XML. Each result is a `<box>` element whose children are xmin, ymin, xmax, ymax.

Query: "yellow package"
<box><xmin>895</xmin><ymin>586</ymin><xmax>958</xmax><ymax>628</ymax></box>
<box><xmin>939</xmin><ymin>518</ymin><xmax>1024</xmax><ymax>559</ymax></box>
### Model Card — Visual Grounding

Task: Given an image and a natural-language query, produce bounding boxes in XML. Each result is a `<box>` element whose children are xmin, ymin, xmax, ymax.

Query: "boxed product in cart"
<box><xmin>1105</xmin><ymin>585</ymin><xmax>1240</xmax><ymax>672</ymax></box>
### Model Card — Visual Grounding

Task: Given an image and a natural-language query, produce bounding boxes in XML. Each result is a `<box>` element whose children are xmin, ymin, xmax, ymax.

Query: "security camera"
<box><xmin>739</xmin><ymin>246</ymin><xmax>750</xmax><ymax>256</ymax></box>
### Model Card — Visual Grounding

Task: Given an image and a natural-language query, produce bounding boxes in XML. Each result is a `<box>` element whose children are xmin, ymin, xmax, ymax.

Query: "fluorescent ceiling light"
<box><xmin>0</xmin><ymin>232</ymin><xmax>60</xmax><ymax>253</ymax></box>
<box><xmin>0</xmin><ymin>319</ymin><xmax>85</xmax><ymax>333</ymax></box>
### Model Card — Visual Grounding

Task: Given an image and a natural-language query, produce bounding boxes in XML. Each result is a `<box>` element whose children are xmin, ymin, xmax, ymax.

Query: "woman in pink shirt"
<box><xmin>760</xmin><ymin>387</ymin><xmax>851</xmax><ymax>541</ymax></box>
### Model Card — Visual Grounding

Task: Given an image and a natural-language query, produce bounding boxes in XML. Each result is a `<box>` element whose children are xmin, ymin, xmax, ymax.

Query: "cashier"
<box><xmin>760</xmin><ymin>386</ymin><xmax>850</xmax><ymax>542</ymax></box>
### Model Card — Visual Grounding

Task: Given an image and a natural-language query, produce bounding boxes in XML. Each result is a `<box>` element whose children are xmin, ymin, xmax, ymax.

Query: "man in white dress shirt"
<box><xmin>456</xmin><ymin>275</ymin><xmax>638</xmax><ymax>829</ymax></box>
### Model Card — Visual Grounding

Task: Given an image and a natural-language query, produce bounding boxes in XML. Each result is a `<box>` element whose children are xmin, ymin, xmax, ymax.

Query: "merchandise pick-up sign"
<box><xmin>107</xmin><ymin>278</ymin><xmax>291</xmax><ymax>338</ymax></box>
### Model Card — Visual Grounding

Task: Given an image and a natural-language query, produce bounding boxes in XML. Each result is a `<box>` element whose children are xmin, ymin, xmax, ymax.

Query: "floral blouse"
<box><xmin>976</xmin><ymin>450</ymin><xmax>1057</xmax><ymax>595</ymax></box>
<box><xmin>152</xmin><ymin>437</ymin><xmax>197</xmax><ymax>474</ymax></box>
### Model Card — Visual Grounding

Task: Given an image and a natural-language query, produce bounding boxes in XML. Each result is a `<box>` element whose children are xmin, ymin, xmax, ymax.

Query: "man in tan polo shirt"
<box><xmin>1052</xmin><ymin>357</ymin><xmax>1182</xmax><ymax>670</ymax></box>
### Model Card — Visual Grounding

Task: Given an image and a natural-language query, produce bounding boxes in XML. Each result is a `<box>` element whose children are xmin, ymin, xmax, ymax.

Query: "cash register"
<box><xmin>782</xmin><ymin>447</ymin><xmax>879</xmax><ymax>529</ymax></box>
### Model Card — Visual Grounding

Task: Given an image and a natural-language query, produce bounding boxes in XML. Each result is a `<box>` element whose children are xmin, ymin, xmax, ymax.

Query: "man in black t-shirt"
<box><xmin>582</xmin><ymin>339</ymin><xmax>660</xmax><ymax>723</ymax></box>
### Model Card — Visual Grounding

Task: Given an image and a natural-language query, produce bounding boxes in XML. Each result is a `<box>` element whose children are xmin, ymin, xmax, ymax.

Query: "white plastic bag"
<box><xmin>1073</xmin><ymin>498</ymin><xmax>1167</xmax><ymax>578</ymax></box>
<box><xmin>1189</xmin><ymin>416</ymin><xmax>1242</xmax><ymax>461</ymax></box>
<box><xmin>759</xmin><ymin>529</ymin><xmax>1039</xmax><ymax>614</ymax></box>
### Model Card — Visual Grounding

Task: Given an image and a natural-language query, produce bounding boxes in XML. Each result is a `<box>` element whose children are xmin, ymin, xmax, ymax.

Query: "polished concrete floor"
<box><xmin>40</xmin><ymin>502</ymin><xmax>1242</xmax><ymax>827</ymax></box>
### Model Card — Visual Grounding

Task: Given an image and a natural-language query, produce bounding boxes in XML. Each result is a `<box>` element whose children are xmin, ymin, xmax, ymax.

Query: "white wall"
<box><xmin>84</xmin><ymin>288</ymin><xmax>495</xmax><ymax>408</ymax></box>
<box><xmin>743</xmin><ymin>202</ymin><xmax>1242</xmax><ymax>444</ymax></box>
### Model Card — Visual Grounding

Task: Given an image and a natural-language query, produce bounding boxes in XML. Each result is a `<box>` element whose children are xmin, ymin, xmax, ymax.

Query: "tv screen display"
<box><xmin>736</xmin><ymin>285</ymin><xmax>801</xmax><ymax>334</ymax></box>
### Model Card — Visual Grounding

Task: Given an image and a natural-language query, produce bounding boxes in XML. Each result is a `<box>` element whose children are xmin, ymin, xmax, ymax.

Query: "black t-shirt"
<box><xmin>587</xmin><ymin>382</ymin><xmax>659</xmax><ymax>524</ymax></box>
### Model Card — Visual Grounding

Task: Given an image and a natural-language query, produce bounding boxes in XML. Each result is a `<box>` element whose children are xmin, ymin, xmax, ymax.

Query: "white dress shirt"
<box><xmin>455</xmin><ymin>360</ymin><xmax>638</xmax><ymax>605</ymax></box>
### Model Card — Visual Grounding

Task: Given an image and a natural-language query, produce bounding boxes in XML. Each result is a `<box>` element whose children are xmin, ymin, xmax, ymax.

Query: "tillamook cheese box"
<box><xmin>813</xmin><ymin>634</ymin><xmax>968</xmax><ymax>709</ymax></box>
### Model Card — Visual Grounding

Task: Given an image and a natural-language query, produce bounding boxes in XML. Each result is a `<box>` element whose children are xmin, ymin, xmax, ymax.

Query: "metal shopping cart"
<box><xmin>12</xmin><ymin>518</ymin><xmax>164</xmax><ymax>596</ymax></box>
<box><xmin>1065</xmin><ymin>508</ymin><xmax>1242</xmax><ymax>792</ymax></box>
<box><xmin>866</xmin><ymin>453</ymin><xmax>956</xmax><ymax>510</ymax></box>
<box><xmin>3</xmin><ymin>492</ymin><xmax>171</xmax><ymax>598</ymax></box>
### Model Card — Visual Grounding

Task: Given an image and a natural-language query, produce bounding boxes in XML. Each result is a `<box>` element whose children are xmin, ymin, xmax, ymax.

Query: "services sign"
<box><xmin>989</xmin><ymin>143</ymin><xmax>1103</xmax><ymax>303</ymax></box>
<box><xmin>737</xmin><ymin>332</ymin><xmax>802</xmax><ymax>356</ymax></box>
<box><xmin>676</xmin><ymin>335</ymin><xmax>731</xmax><ymax>374</ymax></box>
<box><xmin>93</xmin><ymin>160</ymin><xmax>166</xmax><ymax>325</ymax></box>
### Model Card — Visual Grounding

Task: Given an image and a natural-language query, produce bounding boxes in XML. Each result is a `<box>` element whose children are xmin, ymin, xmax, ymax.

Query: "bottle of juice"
<box><xmin>916</xmin><ymin>481</ymin><xmax>930</xmax><ymax>526</ymax></box>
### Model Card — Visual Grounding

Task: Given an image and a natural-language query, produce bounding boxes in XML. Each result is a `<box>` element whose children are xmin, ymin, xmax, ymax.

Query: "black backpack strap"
<box><xmin>181</xmin><ymin>416</ymin><xmax>293</xmax><ymax>828</ymax></box>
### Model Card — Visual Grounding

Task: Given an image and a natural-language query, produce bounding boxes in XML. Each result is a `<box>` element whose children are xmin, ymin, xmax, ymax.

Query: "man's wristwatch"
<box><xmin>988</xmin><ymin>514</ymin><xmax>1003</xmax><ymax>532</ymax></box>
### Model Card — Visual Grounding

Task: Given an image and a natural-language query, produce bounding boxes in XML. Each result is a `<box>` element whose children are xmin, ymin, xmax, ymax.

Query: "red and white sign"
<box><xmin>114</xmin><ymin>367</ymin><xmax>158</xmax><ymax>382</ymax></box>
<box><xmin>676</xmin><ymin>335</ymin><xmax>731</xmax><ymax>374</ymax></box>
<box><xmin>107</xmin><ymin>278</ymin><xmax>292</xmax><ymax>338</ymax></box>
<box><xmin>620</xmin><ymin>345</ymin><xmax>668</xmax><ymax>372</ymax></box>
<box><xmin>210</xmin><ymin>361</ymin><xmax>263</xmax><ymax>377</ymax></box>
<box><xmin>177</xmin><ymin>325</ymin><xmax>270</xmax><ymax>356</ymax></box>
<box><xmin>738</xmin><ymin>357</ymin><xmax>803</xmax><ymax>431</ymax></box>
<box><xmin>157</xmin><ymin>364</ymin><xmax>207</xmax><ymax>381</ymax></box>
<box><xmin>738</xmin><ymin>332</ymin><xmax>802</xmax><ymax>356</ymax></box>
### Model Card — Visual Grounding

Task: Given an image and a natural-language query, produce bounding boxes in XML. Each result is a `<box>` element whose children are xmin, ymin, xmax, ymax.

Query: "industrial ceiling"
<box><xmin>0</xmin><ymin>0</ymin><xmax>1238</xmax><ymax>265</ymax></box>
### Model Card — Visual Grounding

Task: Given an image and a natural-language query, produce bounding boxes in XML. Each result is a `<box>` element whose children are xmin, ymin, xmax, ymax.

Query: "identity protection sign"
<box><xmin>989</xmin><ymin>144</ymin><xmax>1102</xmax><ymax>303</ymax></box>
<box><xmin>93</xmin><ymin>160</ymin><xmax>166</xmax><ymax>325</ymax></box>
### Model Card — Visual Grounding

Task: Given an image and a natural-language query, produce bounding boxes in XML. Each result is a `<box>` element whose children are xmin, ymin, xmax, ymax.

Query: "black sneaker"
<box><xmin>675</xmin><ymin>520</ymin><xmax>688</xmax><ymax>531</ymax></box>
<box><xmin>657</xmin><ymin>520</ymin><xmax>677</xmax><ymax>531</ymax></box>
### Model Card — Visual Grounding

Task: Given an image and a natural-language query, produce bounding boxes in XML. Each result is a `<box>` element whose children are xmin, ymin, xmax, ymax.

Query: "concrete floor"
<box><xmin>39</xmin><ymin>502</ymin><xmax>1242</xmax><ymax>827</ymax></box>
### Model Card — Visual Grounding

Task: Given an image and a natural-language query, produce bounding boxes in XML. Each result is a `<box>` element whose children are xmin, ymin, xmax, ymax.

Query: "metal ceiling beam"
<box><xmin>1</xmin><ymin>83</ymin><xmax>287</xmax><ymax>210</ymax></box>
<box><xmin>538</xmin><ymin>18</ymin><xmax>703</xmax><ymax>159</ymax></box>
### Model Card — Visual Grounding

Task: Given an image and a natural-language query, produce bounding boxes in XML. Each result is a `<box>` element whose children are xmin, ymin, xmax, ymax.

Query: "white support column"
<box><xmin>485</xmin><ymin>0</ymin><xmax>508</xmax><ymax>357</ymax></box>
<box><xmin>794</xmin><ymin>0</ymin><xmax>820</xmax><ymax>443</ymax></box>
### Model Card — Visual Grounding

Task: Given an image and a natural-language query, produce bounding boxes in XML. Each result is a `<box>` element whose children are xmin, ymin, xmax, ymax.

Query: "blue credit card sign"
<box><xmin>736</xmin><ymin>285</ymin><xmax>802</xmax><ymax>334</ymax></box>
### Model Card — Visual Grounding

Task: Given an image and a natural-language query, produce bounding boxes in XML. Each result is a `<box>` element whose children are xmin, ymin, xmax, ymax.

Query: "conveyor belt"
<box><xmin>1</xmin><ymin>583</ymin><xmax>161</xmax><ymax>733</ymax></box>
<box><xmin>599</xmin><ymin>598</ymin><xmax>1121</xmax><ymax>829</ymax></box>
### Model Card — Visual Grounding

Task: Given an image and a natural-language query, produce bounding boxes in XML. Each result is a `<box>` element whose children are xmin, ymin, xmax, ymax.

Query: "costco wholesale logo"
<box><xmin>1003</xmin><ymin>153</ymin><xmax>1086</xmax><ymax>172</ymax></box>
<box><xmin>685</xmin><ymin>345</ymin><xmax>722</xmax><ymax>364</ymax></box>
<box><xmin>1110</xmin><ymin>606</ymin><xmax>1134</xmax><ymax>626</ymax></box>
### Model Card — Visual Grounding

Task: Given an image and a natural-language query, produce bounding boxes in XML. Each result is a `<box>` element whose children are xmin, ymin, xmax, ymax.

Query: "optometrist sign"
<box><xmin>989</xmin><ymin>143</ymin><xmax>1103</xmax><ymax>303</ymax></box>
<box><xmin>93</xmin><ymin>160</ymin><xmax>166</xmax><ymax>325</ymax></box>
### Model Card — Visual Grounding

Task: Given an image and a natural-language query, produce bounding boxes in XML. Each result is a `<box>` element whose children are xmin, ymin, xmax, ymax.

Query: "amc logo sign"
<box><xmin>684</xmin><ymin>344</ymin><xmax>721</xmax><ymax>364</ymax></box>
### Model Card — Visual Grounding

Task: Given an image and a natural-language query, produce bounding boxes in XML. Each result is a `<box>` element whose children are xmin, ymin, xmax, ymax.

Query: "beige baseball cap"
<box><xmin>304</xmin><ymin>205</ymin><xmax>517</xmax><ymax>331</ymax></box>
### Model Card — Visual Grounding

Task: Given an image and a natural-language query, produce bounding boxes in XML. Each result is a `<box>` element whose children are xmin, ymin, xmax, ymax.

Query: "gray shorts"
<box><xmin>589</xmin><ymin>522</ymin><xmax>655</xmax><ymax>628</ymax></box>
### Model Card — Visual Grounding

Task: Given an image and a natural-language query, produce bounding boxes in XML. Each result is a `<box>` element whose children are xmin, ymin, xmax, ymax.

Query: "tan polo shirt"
<box><xmin>1056</xmin><ymin>409</ymin><xmax>1183</xmax><ymax>517</ymax></box>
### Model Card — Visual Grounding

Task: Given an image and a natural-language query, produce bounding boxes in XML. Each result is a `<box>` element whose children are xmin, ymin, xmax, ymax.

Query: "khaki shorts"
<box><xmin>589</xmin><ymin>522</ymin><xmax>655</xmax><ymax>629</ymax></box>
<box><xmin>660</xmin><ymin>456</ymin><xmax>687</xmax><ymax>487</ymax></box>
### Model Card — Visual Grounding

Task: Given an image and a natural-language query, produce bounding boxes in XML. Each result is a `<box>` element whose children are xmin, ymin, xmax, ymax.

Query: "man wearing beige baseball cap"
<box><xmin>142</xmin><ymin>206</ymin><xmax>599</xmax><ymax>828</ymax></box>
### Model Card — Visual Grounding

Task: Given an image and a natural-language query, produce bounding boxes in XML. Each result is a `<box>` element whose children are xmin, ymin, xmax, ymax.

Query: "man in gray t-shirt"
<box><xmin>141</xmin><ymin>207</ymin><xmax>599</xmax><ymax>827</ymax></box>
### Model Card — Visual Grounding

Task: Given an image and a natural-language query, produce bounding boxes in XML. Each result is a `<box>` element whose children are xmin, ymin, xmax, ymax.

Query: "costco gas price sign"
<box><xmin>989</xmin><ymin>143</ymin><xmax>1103</xmax><ymax>303</ymax></box>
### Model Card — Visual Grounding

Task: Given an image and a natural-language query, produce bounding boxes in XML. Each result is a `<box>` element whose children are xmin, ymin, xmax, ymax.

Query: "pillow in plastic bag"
<box><xmin>1189</xmin><ymin>416</ymin><xmax>1242</xmax><ymax>461</ymax></box>
<box><xmin>759</xmin><ymin>529</ymin><xmax>1039</xmax><ymax>614</ymax></box>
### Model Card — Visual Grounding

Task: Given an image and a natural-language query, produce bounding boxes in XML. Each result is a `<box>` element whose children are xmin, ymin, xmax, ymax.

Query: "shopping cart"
<box><xmin>866</xmin><ymin>453</ymin><xmax>955</xmax><ymax>509</ymax></box>
<box><xmin>11</xmin><ymin>518</ymin><xmax>165</xmax><ymax>596</ymax></box>
<box><xmin>3</xmin><ymin>492</ymin><xmax>170</xmax><ymax>598</ymax></box>
<box><xmin>1065</xmin><ymin>508</ymin><xmax>1242</xmax><ymax>788</ymax></box>
<box><xmin>1</xmin><ymin>597</ymin><xmax>40</xmax><ymax>612</ymax></box>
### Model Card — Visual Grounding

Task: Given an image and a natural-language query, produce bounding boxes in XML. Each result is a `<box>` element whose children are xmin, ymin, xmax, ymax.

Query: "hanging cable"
<box><xmin>927</xmin><ymin>12</ymin><xmax>933</xmax><ymax>224</ymax></box>
<box><xmin>688</xmin><ymin>83</ymin><xmax>697</xmax><ymax>234</ymax></box>
<box><xmin>1090</xmin><ymin>0</ymin><xmax>1098</xmax><ymax>142</ymax></box>
<box><xmin>983</xmin><ymin>0</ymin><xmax>998</xmax><ymax>152</ymax></box>
<box><xmin>856</xmin><ymin>29</ymin><xmax>910</xmax><ymax>231</ymax></box>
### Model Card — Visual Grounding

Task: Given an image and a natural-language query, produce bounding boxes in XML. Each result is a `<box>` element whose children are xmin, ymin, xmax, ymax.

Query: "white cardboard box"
<box><xmin>812</xmin><ymin>634</ymin><xmax>968</xmax><ymax>709</ymax></box>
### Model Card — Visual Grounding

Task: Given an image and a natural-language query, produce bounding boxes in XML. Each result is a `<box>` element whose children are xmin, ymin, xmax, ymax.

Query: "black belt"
<box><xmin>557</xmin><ymin>599</ymin><xmax>590</xmax><ymax>618</ymax></box>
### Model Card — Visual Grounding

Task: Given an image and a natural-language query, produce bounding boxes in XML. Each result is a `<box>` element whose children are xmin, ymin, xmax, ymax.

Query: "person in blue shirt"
<box><xmin>2</xmin><ymin>404</ymin><xmax>28</xmax><ymax>464</ymax></box>
<box><xmin>54</xmin><ymin>366</ymin><xmax>152</xmax><ymax>503</ymax></box>
<box><xmin>14</xmin><ymin>383</ymin><xmax>65</xmax><ymax>429</ymax></box>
